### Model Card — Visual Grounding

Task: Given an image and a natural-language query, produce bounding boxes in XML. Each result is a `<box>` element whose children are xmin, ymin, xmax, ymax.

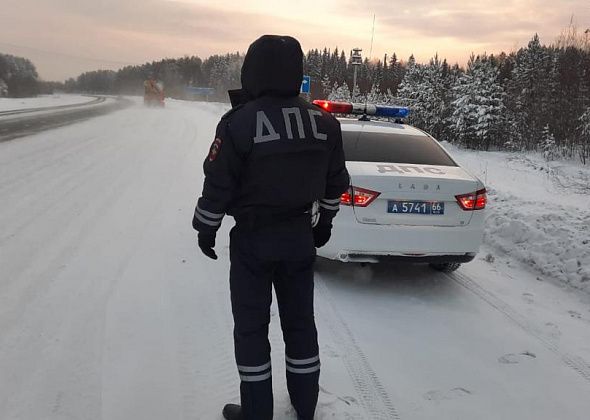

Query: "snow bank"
<box><xmin>485</xmin><ymin>190</ymin><xmax>590</xmax><ymax>289</ymax></box>
<box><xmin>0</xmin><ymin>94</ymin><xmax>92</xmax><ymax>112</ymax></box>
<box><xmin>446</xmin><ymin>143</ymin><xmax>590</xmax><ymax>293</ymax></box>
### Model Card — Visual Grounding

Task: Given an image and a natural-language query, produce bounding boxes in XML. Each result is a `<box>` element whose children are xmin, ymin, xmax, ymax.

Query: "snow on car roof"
<box><xmin>338</xmin><ymin>118</ymin><xmax>427</xmax><ymax>137</ymax></box>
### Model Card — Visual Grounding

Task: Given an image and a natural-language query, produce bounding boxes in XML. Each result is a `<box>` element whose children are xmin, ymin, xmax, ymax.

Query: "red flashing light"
<box><xmin>456</xmin><ymin>188</ymin><xmax>487</xmax><ymax>211</ymax></box>
<box><xmin>313</xmin><ymin>100</ymin><xmax>353</xmax><ymax>114</ymax></box>
<box><xmin>341</xmin><ymin>186</ymin><xmax>380</xmax><ymax>207</ymax></box>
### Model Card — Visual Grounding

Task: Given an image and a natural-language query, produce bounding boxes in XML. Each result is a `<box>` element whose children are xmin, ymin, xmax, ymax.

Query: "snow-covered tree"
<box><xmin>398</xmin><ymin>54</ymin><xmax>452</xmax><ymax>140</ymax></box>
<box><xmin>580</xmin><ymin>108</ymin><xmax>590</xmax><ymax>136</ymax></box>
<box><xmin>0</xmin><ymin>53</ymin><xmax>39</xmax><ymax>97</ymax></box>
<box><xmin>306</xmin><ymin>49</ymin><xmax>322</xmax><ymax>81</ymax></box>
<box><xmin>321</xmin><ymin>74</ymin><xmax>332</xmax><ymax>98</ymax></box>
<box><xmin>397</xmin><ymin>56</ymin><xmax>423</xmax><ymax>108</ymax></box>
<box><xmin>328</xmin><ymin>81</ymin><xmax>351</xmax><ymax>101</ymax></box>
<box><xmin>351</xmin><ymin>82</ymin><xmax>362</xmax><ymax>102</ymax></box>
<box><xmin>579</xmin><ymin>107</ymin><xmax>590</xmax><ymax>164</ymax></box>
<box><xmin>541</xmin><ymin>124</ymin><xmax>559</xmax><ymax>160</ymax></box>
<box><xmin>508</xmin><ymin>34</ymin><xmax>552</xmax><ymax>149</ymax></box>
<box><xmin>0</xmin><ymin>78</ymin><xmax>7</xmax><ymax>96</ymax></box>
<box><xmin>450</xmin><ymin>55</ymin><xmax>507</xmax><ymax>150</ymax></box>
<box><xmin>365</xmin><ymin>83</ymin><xmax>385</xmax><ymax>104</ymax></box>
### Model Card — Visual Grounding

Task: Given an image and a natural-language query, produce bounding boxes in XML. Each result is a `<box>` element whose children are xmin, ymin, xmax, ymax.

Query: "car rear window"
<box><xmin>342</xmin><ymin>130</ymin><xmax>457</xmax><ymax>166</ymax></box>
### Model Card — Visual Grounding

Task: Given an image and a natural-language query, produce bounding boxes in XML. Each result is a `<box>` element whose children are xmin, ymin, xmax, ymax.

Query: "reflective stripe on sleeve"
<box><xmin>196</xmin><ymin>204</ymin><xmax>224</xmax><ymax>220</ymax></box>
<box><xmin>194</xmin><ymin>210</ymin><xmax>222</xmax><ymax>227</ymax></box>
<box><xmin>321</xmin><ymin>197</ymin><xmax>341</xmax><ymax>205</ymax></box>
<box><xmin>319</xmin><ymin>202</ymin><xmax>340</xmax><ymax>211</ymax></box>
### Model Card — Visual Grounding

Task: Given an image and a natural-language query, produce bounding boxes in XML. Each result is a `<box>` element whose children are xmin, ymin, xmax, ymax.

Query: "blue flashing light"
<box><xmin>374</xmin><ymin>105</ymin><xmax>410</xmax><ymax>118</ymax></box>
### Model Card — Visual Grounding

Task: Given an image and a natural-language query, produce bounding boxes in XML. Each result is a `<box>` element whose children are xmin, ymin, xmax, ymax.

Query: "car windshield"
<box><xmin>342</xmin><ymin>129</ymin><xmax>458</xmax><ymax>166</ymax></box>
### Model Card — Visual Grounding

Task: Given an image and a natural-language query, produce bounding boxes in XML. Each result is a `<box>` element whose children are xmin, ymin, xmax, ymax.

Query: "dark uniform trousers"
<box><xmin>229</xmin><ymin>218</ymin><xmax>320</xmax><ymax>420</ymax></box>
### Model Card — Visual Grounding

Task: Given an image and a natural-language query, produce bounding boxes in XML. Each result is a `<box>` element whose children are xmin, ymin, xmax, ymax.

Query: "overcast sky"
<box><xmin>1</xmin><ymin>0</ymin><xmax>589</xmax><ymax>81</ymax></box>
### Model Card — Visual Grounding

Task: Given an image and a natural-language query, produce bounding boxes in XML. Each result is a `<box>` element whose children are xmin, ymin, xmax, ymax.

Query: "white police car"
<box><xmin>313</xmin><ymin>100</ymin><xmax>486</xmax><ymax>272</ymax></box>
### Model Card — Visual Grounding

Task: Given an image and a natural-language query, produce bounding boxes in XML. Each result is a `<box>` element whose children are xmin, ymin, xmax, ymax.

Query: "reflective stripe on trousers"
<box><xmin>285</xmin><ymin>354</ymin><xmax>320</xmax><ymax>374</ymax></box>
<box><xmin>237</xmin><ymin>361</ymin><xmax>272</xmax><ymax>382</ymax></box>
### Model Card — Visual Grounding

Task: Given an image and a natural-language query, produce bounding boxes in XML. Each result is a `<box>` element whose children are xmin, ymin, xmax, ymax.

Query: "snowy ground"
<box><xmin>0</xmin><ymin>94</ymin><xmax>94</xmax><ymax>112</ymax></box>
<box><xmin>1</xmin><ymin>99</ymin><xmax>589</xmax><ymax>420</ymax></box>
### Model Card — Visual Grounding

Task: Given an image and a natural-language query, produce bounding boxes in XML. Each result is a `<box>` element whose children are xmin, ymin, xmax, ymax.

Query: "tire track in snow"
<box><xmin>0</xmin><ymin>112</ymin><xmax>148</xmax><ymax>236</ymax></box>
<box><xmin>0</xmin><ymin>132</ymin><xmax>110</xmax><ymax>195</ymax></box>
<box><xmin>0</xmin><ymin>120</ymin><xmax>150</xmax><ymax>248</ymax></box>
<box><xmin>315</xmin><ymin>277</ymin><xmax>400</xmax><ymax>420</ymax></box>
<box><xmin>171</xmin><ymin>273</ymin><xmax>237</xmax><ymax>419</ymax></box>
<box><xmin>168</xmin><ymin>121</ymin><xmax>238</xmax><ymax>419</ymax></box>
<box><xmin>448</xmin><ymin>271</ymin><xmax>590</xmax><ymax>384</ymax></box>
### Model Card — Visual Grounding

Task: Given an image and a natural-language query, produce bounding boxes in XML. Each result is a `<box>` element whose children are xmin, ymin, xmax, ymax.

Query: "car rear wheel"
<box><xmin>429</xmin><ymin>262</ymin><xmax>461</xmax><ymax>272</ymax></box>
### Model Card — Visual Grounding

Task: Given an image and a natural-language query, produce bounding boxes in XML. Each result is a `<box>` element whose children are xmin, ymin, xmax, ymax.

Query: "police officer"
<box><xmin>192</xmin><ymin>35</ymin><xmax>349</xmax><ymax>420</ymax></box>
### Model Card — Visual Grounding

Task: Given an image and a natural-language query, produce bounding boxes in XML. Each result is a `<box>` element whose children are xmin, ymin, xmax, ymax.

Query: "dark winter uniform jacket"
<box><xmin>192</xmin><ymin>35</ymin><xmax>349</xmax><ymax>257</ymax></box>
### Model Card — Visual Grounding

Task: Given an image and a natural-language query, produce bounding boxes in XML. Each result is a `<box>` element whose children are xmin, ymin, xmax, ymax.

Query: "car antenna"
<box><xmin>361</xmin><ymin>13</ymin><xmax>376</xmax><ymax>121</ymax></box>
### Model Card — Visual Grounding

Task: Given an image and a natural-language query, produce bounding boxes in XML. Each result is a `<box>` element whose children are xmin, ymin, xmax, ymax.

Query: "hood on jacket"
<box><xmin>241</xmin><ymin>35</ymin><xmax>303</xmax><ymax>99</ymax></box>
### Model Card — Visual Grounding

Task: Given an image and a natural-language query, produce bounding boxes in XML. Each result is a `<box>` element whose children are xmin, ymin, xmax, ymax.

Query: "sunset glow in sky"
<box><xmin>2</xmin><ymin>0</ymin><xmax>590</xmax><ymax>80</ymax></box>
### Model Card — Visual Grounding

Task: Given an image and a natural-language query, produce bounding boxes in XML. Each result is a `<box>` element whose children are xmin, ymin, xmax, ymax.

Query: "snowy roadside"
<box><xmin>446</xmin><ymin>143</ymin><xmax>590</xmax><ymax>293</ymax></box>
<box><xmin>0</xmin><ymin>94</ymin><xmax>93</xmax><ymax>112</ymax></box>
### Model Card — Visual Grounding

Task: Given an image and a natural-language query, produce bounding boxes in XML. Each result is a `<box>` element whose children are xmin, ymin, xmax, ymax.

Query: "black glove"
<box><xmin>313</xmin><ymin>224</ymin><xmax>332</xmax><ymax>248</ymax></box>
<box><xmin>198</xmin><ymin>232</ymin><xmax>218</xmax><ymax>260</ymax></box>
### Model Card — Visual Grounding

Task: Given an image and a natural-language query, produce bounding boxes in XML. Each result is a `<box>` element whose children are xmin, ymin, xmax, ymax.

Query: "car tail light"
<box><xmin>341</xmin><ymin>186</ymin><xmax>380</xmax><ymax>207</ymax></box>
<box><xmin>455</xmin><ymin>188</ymin><xmax>487</xmax><ymax>211</ymax></box>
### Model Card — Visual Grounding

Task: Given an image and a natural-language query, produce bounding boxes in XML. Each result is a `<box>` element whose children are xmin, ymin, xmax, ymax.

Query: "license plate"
<box><xmin>387</xmin><ymin>200</ymin><xmax>445</xmax><ymax>215</ymax></box>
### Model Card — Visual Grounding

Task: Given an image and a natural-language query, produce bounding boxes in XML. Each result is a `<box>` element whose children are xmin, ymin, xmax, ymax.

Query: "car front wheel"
<box><xmin>429</xmin><ymin>262</ymin><xmax>461</xmax><ymax>273</ymax></box>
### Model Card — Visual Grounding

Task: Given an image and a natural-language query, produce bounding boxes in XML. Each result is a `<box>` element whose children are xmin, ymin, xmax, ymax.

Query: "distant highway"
<box><xmin>0</xmin><ymin>96</ymin><xmax>131</xmax><ymax>142</ymax></box>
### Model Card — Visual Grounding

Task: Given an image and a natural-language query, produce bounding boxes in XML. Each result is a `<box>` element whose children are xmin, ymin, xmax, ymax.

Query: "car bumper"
<box><xmin>317</xmin><ymin>208</ymin><xmax>484</xmax><ymax>263</ymax></box>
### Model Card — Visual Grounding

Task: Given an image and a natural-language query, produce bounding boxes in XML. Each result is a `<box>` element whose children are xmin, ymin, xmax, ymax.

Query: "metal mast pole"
<box><xmin>352</xmin><ymin>66</ymin><xmax>358</xmax><ymax>99</ymax></box>
<box><xmin>351</xmin><ymin>48</ymin><xmax>362</xmax><ymax>100</ymax></box>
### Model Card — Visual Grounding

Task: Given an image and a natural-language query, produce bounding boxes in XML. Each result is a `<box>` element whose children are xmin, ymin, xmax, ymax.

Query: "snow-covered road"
<box><xmin>0</xmin><ymin>95</ymin><xmax>94</xmax><ymax>113</ymax></box>
<box><xmin>1</xmin><ymin>99</ymin><xmax>589</xmax><ymax>420</ymax></box>
<box><xmin>0</xmin><ymin>96</ymin><xmax>129</xmax><ymax>143</ymax></box>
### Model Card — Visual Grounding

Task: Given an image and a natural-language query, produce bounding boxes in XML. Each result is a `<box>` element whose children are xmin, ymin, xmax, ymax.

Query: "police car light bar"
<box><xmin>313</xmin><ymin>100</ymin><xmax>410</xmax><ymax>118</ymax></box>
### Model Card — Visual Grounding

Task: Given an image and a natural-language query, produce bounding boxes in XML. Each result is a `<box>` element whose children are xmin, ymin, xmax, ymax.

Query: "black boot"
<box><xmin>222</xmin><ymin>404</ymin><xmax>243</xmax><ymax>420</ymax></box>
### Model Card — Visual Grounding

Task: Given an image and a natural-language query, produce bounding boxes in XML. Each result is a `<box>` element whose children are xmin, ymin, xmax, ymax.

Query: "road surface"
<box><xmin>1</xmin><ymin>99</ymin><xmax>589</xmax><ymax>419</ymax></box>
<box><xmin>0</xmin><ymin>96</ymin><xmax>130</xmax><ymax>142</ymax></box>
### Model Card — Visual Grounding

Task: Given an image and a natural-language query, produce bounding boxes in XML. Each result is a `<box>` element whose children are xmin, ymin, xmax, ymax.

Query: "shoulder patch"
<box><xmin>208</xmin><ymin>138</ymin><xmax>223</xmax><ymax>162</ymax></box>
